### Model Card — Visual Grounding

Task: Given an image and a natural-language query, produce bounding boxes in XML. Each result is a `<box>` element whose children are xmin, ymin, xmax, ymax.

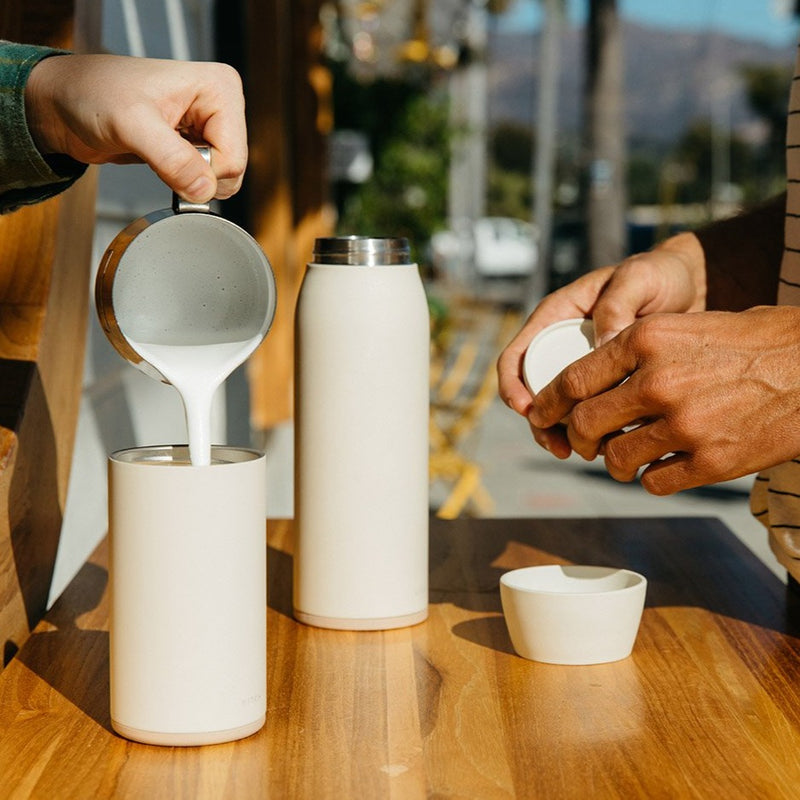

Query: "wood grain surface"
<box><xmin>0</xmin><ymin>516</ymin><xmax>798</xmax><ymax>798</ymax></box>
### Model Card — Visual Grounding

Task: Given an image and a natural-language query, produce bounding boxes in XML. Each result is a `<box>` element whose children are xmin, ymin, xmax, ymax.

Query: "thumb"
<box><xmin>130</xmin><ymin>120</ymin><xmax>217</xmax><ymax>203</ymax></box>
<box><xmin>592</xmin><ymin>284</ymin><xmax>648</xmax><ymax>347</ymax></box>
<box><xmin>594</xmin><ymin>318</ymin><xmax>629</xmax><ymax>348</ymax></box>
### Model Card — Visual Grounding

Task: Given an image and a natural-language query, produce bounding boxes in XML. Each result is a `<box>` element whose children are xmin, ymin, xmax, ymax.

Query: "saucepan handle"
<box><xmin>172</xmin><ymin>144</ymin><xmax>212</xmax><ymax>214</ymax></box>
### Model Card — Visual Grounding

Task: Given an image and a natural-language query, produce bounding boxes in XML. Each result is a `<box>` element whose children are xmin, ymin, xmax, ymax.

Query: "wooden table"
<box><xmin>1</xmin><ymin>517</ymin><xmax>799</xmax><ymax>798</ymax></box>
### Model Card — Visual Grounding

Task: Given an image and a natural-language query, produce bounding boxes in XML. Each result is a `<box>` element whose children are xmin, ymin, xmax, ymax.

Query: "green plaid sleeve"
<box><xmin>0</xmin><ymin>41</ymin><xmax>87</xmax><ymax>213</ymax></box>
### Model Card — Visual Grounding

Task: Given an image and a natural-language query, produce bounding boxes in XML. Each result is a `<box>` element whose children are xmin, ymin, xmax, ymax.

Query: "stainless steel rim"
<box><xmin>312</xmin><ymin>236</ymin><xmax>411</xmax><ymax>266</ymax></box>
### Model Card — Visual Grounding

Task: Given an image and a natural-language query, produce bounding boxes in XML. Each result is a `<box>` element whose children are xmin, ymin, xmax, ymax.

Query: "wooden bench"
<box><xmin>0</xmin><ymin>1</ymin><xmax>98</xmax><ymax>664</ymax></box>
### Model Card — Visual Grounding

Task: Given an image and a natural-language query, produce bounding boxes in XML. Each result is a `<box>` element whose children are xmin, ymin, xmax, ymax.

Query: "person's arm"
<box><xmin>24</xmin><ymin>52</ymin><xmax>247</xmax><ymax>204</ymax></box>
<box><xmin>0</xmin><ymin>44</ymin><xmax>248</xmax><ymax>214</ymax></box>
<box><xmin>0</xmin><ymin>42</ymin><xmax>87</xmax><ymax>213</ymax></box>
<box><xmin>497</xmin><ymin>231</ymin><xmax>706</xmax><ymax>422</ymax></box>
<box><xmin>498</xmin><ymin>197</ymin><xmax>786</xmax><ymax>418</ymax></box>
<box><xmin>498</xmin><ymin>196</ymin><xmax>790</xmax><ymax>478</ymax></box>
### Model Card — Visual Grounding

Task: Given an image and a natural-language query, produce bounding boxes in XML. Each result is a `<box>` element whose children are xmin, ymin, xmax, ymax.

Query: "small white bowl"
<box><xmin>500</xmin><ymin>565</ymin><xmax>647</xmax><ymax>665</ymax></box>
<box><xmin>523</xmin><ymin>318</ymin><xmax>595</xmax><ymax>395</ymax></box>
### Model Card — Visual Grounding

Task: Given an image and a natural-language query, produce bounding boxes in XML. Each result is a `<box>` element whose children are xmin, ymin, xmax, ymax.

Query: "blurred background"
<box><xmin>57</xmin><ymin>0</ymin><xmax>800</xmax><ymax>600</ymax></box>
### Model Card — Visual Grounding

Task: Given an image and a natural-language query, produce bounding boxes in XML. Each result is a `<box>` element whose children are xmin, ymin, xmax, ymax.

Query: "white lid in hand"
<box><xmin>523</xmin><ymin>318</ymin><xmax>595</xmax><ymax>395</ymax></box>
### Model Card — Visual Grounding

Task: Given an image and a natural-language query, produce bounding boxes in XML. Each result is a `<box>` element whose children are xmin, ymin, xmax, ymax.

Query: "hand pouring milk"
<box><xmin>96</xmin><ymin>176</ymin><xmax>276</xmax><ymax>465</ymax></box>
<box><xmin>96</xmin><ymin>170</ymin><xmax>276</xmax><ymax>746</ymax></box>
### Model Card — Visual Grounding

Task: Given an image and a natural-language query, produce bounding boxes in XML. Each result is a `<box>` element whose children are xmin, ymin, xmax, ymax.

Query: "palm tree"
<box><xmin>527</xmin><ymin>0</ymin><xmax>563</xmax><ymax>306</ymax></box>
<box><xmin>584</xmin><ymin>0</ymin><xmax>626</xmax><ymax>269</ymax></box>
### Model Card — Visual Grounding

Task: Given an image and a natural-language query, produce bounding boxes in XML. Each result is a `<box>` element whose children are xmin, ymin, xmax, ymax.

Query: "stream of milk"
<box><xmin>127</xmin><ymin>336</ymin><xmax>263</xmax><ymax>466</ymax></box>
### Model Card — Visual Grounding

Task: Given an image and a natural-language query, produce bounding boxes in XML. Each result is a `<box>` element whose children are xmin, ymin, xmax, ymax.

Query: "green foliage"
<box><xmin>330</xmin><ymin>44</ymin><xmax>791</xmax><ymax>265</ymax></box>
<box><xmin>669</xmin><ymin>120</ymin><xmax>773</xmax><ymax>204</ymax></box>
<box><xmin>329</xmin><ymin>60</ymin><xmax>426</xmax><ymax>163</ymax></box>
<box><xmin>486</xmin><ymin>168</ymin><xmax>531</xmax><ymax>219</ymax></box>
<box><xmin>741</xmin><ymin>63</ymin><xmax>793</xmax><ymax>128</ymax></box>
<box><xmin>486</xmin><ymin>120</ymin><xmax>532</xmax><ymax>218</ymax></box>
<box><xmin>649</xmin><ymin>63</ymin><xmax>790</xmax><ymax>207</ymax></box>
<box><xmin>336</xmin><ymin>93</ymin><xmax>450</xmax><ymax>264</ymax></box>
<box><xmin>627</xmin><ymin>149</ymin><xmax>663</xmax><ymax>205</ymax></box>
<box><xmin>740</xmin><ymin>62</ymin><xmax>791</xmax><ymax>197</ymax></box>
<box><xmin>490</xmin><ymin>121</ymin><xmax>533</xmax><ymax>173</ymax></box>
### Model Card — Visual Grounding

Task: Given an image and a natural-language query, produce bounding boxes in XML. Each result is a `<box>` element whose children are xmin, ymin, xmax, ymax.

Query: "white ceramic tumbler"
<box><xmin>294</xmin><ymin>236</ymin><xmax>430</xmax><ymax>630</ymax></box>
<box><xmin>109</xmin><ymin>445</ymin><xmax>267</xmax><ymax>746</ymax></box>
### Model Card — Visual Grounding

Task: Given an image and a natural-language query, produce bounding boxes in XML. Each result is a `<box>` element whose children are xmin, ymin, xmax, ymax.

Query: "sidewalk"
<box><xmin>469</xmin><ymin>394</ymin><xmax>784</xmax><ymax>579</ymax></box>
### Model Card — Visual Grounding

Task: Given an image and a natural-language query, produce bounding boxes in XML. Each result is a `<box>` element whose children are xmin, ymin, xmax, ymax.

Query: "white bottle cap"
<box><xmin>523</xmin><ymin>318</ymin><xmax>595</xmax><ymax>395</ymax></box>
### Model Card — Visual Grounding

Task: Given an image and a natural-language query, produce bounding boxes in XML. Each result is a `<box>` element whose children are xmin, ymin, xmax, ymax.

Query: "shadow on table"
<box><xmin>264</xmin><ymin>516</ymin><xmax>800</xmax><ymax>652</ymax></box>
<box><xmin>431</xmin><ymin>516</ymin><xmax>800</xmax><ymax>648</ymax></box>
<box><xmin>267</xmin><ymin>543</ymin><xmax>293</xmax><ymax>619</ymax></box>
<box><xmin>16</xmin><ymin>560</ymin><xmax>112</xmax><ymax>732</ymax></box>
<box><xmin>24</xmin><ymin>516</ymin><xmax>799</xmax><ymax>730</ymax></box>
<box><xmin>452</xmin><ymin>615</ymin><xmax>515</xmax><ymax>656</ymax></box>
<box><xmin>20</xmin><ymin>544</ymin><xmax>293</xmax><ymax>735</ymax></box>
<box><xmin>19</xmin><ymin>543</ymin><xmax>293</xmax><ymax>736</ymax></box>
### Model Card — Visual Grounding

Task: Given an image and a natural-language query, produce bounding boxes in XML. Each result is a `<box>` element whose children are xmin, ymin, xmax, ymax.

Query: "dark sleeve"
<box><xmin>695</xmin><ymin>193</ymin><xmax>785</xmax><ymax>311</ymax></box>
<box><xmin>0</xmin><ymin>41</ymin><xmax>87</xmax><ymax>214</ymax></box>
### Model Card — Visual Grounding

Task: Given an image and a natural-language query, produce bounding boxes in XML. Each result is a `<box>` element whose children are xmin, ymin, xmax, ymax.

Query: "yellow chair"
<box><xmin>429</xmin><ymin>298</ymin><xmax>521</xmax><ymax>519</ymax></box>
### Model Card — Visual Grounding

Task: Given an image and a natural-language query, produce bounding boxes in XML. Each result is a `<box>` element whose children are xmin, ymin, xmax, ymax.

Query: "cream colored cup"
<box><xmin>109</xmin><ymin>445</ymin><xmax>267</xmax><ymax>746</ymax></box>
<box><xmin>500</xmin><ymin>565</ymin><xmax>646</xmax><ymax>665</ymax></box>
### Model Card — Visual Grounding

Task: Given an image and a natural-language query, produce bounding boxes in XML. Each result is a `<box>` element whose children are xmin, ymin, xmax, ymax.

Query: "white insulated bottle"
<box><xmin>294</xmin><ymin>236</ymin><xmax>429</xmax><ymax>629</ymax></box>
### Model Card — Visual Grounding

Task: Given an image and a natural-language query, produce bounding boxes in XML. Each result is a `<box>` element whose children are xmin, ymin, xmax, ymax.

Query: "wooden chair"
<box><xmin>0</xmin><ymin>2</ymin><xmax>98</xmax><ymax>665</ymax></box>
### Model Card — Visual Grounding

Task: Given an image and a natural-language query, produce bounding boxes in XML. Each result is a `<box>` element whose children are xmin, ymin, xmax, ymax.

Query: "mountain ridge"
<box><xmin>487</xmin><ymin>21</ymin><xmax>796</xmax><ymax>143</ymax></box>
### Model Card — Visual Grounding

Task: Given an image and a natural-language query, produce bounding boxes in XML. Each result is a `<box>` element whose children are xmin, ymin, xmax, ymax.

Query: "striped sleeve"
<box><xmin>778</xmin><ymin>47</ymin><xmax>800</xmax><ymax>304</ymax></box>
<box><xmin>753</xmin><ymin>42</ymin><xmax>800</xmax><ymax>581</ymax></box>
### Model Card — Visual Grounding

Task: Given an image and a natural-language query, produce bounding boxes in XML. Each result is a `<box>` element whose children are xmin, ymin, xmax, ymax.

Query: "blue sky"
<box><xmin>496</xmin><ymin>0</ymin><xmax>800</xmax><ymax>46</ymax></box>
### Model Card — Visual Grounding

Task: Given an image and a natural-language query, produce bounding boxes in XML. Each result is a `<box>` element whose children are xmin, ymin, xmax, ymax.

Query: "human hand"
<box><xmin>24</xmin><ymin>54</ymin><xmax>247</xmax><ymax>203</ymax></box>
<box><xmin>497</xmin><ymin>233</ymin><xmax>707</xmax><ymax>456</ymax></box>
<box><xmin>529</xmin><ymin>305</ymin><xmax>800</xmax><ymax>495</ymax></box>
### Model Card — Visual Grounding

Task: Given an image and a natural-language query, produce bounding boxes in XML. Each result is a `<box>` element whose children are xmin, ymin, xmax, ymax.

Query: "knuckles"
<box><xmin>639</xmin><ymin>472</ymin><xmax>673</xmax><ymax>495</ymax></box>
<box><xmin>601</xmin><ymin>440</ymin><xmax>628</xmax><ymax>474</ymax></box>
<box><xmin>601</xmin><ymin>437</ymin><xmax>638</xmax><ymax>482</ymax></box>
<box><xmin>625</xmin><ymin>315</ymin><xmax>667</xmax><ymax>356</ymax></box>
<box><xmin>634</xmin><ymin>371</ymin><xmax>672</xmax><ymax>407</ymax></box>
<box><xmin>565</xmin><ymin>403</ymin><xmax>593</xmax><ymax>442</ymax></box>
<box><xmin>639</xmin><ymin>463</ymin><xmax>689</xmax><ymax>496</ymax></box>
<box><xmin>558</xmin><ymin>360</ymin><xmax>594</xmax><ymax>402</ymax></box>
